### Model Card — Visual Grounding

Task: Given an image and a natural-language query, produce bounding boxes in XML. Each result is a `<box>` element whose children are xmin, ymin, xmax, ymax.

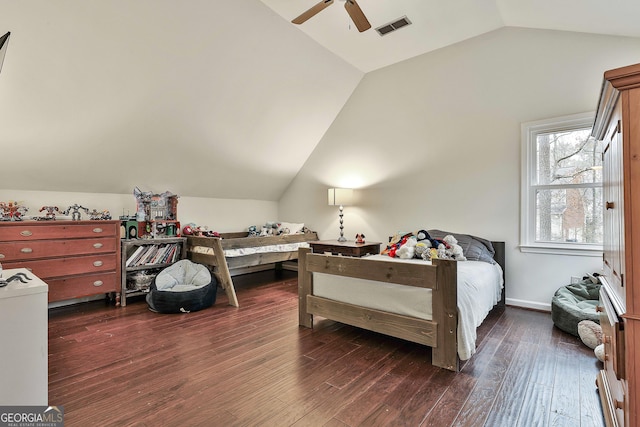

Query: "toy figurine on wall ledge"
<box><xmin>133</xmin><ymin>187</ymin><xmax>179</xmax><ymax>222</ymax></box>
<box><xmin>39</xmin><ymin>206</ymin><xmax>60</xmax><ymax>220</ymax></box>
<box><xmin>355</xmin><ymin>233</ymin><xmax>365</xmax><ymax>244</ymax></box>
<box><xmin>0</xmin><ymin>201</ymin><xmax>28</xmax><ymax>221</ymax></box>
<box><xmin>63</xmin><ymin>204</ymin><xmax>89</xmax><ymax>221</ymax></box>
<box><xmin>88</xmin><ymin>209</ymin><xmax>112</xmax><ymax>220</ymax></box>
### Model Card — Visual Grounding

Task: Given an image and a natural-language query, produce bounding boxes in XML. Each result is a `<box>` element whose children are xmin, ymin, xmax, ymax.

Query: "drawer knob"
<box><xmin>93</xmin><ymin>228</ymin><xmax>103</xmax><ymax>233</ymax></box>
<box><xmin>93</xmin><ymin>243</ymin><xmax>103</xmax><ymax>249</ymax></box>
<box><xmin>93</xmin><ymin>280</ymin><xmax>104</xmax><ymax>287</ymax></box>
<box><xmin>20</xmin><ymin>248</ymin><xmax>33</xmax><ymax>254</ymax></box>
<box><xmin>20</xmin><ymin>230</ymin><xmax>33</xmax><ymax>237</ymax></box>
<box><xmin>93</xmin><ymin>261</ymin><xmax>103</xmax><ymax>267</ymax></box>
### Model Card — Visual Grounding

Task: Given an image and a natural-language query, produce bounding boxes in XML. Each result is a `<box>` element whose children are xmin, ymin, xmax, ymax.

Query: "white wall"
<box><xmin>0</xmin><ymin>190</ymin><xmax>278</xmax><ymax>233</ymax></box>
<box><xmin>279</xmin><ymin>27</ymin><xmax>640</xmax><ymax>310</ymax></box>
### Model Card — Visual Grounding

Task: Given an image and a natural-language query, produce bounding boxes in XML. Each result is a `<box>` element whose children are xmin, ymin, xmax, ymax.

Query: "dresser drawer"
<box><xmin>0</xmin><ymin>243</ymin><xmax>18</xmax><ymax>261</ymax></box>
<box><xmin>47</xmin><ymin>272</ymin><xmax>118</xmax><ymax>302</ymax></box>
<box><xmin>3</xmin><ymin>254</ymin><xmax>117</xmax><ymax>279</ymax></box>
<box><xmin>0</xmin><ymin>222</ymin><xmax>118</xmax><ymax>241</ymax></box>
<box><xmin>598</xmin><ymin>288</ymin><xmax>626</xmax><ymax>427</ymax></box>
<box><xmin>0</xmin><ymin>238</ymin><xmax>116</xmax><ymax>261</ymax></box>
<box><xmin>600</xmin><ymin>289</ymin><xmax>626</xmax><ymax>380</ymax></box>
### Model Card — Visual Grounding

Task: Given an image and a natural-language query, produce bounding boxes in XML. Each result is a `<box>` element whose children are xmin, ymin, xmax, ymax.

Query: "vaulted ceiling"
<box><xmin>262</xmin><ymin>0</ymin><xmax>640</xmax><ymax>72</ymax></box>
<box><xmin>1</xmin><ymin>0</ymin><xmax>639</xmax><ymax>200</ymax></box>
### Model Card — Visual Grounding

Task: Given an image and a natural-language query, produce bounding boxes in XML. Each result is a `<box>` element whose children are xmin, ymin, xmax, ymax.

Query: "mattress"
<box><xmin>191</xmin><ymin>242</ymin><xmax>310</xmax><ymax>258</ymax></box>
<box><xmin>312</xmin><ymin>255</ymin><xmax>504</xmax><ymax>360</ymax></box>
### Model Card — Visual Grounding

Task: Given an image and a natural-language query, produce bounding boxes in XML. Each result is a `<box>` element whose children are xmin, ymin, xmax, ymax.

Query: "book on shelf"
<box><xmin>139</xmin><ymin>245</ymin><xmax>159</xmax><ymax>265</ymax></box>
<box><xmin>163</xmin><ymin>244</ymin><xmax>178</xmax><ymax>264</ymax></box>
<box><xmin>126</xmin><ymin>242</ymin><xmax>182</xmax><ymax>268</ymax></box>
<box><xmin>126</xmin><ymin>245</ymin><xmax>146</xmax><ymax>267</ymax></box>
<box><xmin>149</xmin><ymin>243</ymin><xmax>173</xmax><ymax>265</ymax></box>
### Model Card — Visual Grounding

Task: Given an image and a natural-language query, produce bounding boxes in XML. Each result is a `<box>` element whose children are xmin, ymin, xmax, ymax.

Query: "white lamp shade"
<box><xmin>328</xmin><ymin>188</ymin><xmax>354</xmax><ymax>206</ymax></box>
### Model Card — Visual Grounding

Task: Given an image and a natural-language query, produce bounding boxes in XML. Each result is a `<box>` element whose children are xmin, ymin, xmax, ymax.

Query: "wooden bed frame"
<box><xmin>298</xmin><ymin>241</ymin><xmax>505</xmax><ymax>372</ymax></box>
<box><xmin>186</xmin><ymin>231</ymin><xmax>318</xmax><ymax>307</ymax></box>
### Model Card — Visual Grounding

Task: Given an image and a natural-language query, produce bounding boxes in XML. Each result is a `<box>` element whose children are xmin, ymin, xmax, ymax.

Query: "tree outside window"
<box><xmin>521</xmin><ymin>112</ymin><xmax>603</xmax><ymax>256</ymax></box>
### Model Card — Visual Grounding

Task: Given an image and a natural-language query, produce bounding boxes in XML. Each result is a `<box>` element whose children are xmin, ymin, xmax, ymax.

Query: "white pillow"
<box><xmin>277</xmin><ymin>222</ymin><xmax>304</xmax><ymax>235</ymax></box>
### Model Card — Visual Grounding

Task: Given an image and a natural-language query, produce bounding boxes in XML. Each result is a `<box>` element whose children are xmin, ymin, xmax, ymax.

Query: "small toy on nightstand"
<box><xmin>355</xmin><ymin>233</ymin><xmax>365</xmax><ymax>244</ymax></box>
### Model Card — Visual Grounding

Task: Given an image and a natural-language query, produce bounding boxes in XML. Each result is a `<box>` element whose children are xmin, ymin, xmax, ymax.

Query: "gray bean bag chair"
<box><xmin>551</xmin><ymin>279</ymin><xmax>600</xmax><ymax>336</ymax></box>
<box><xmin>146</xmin><ymin>259</ymin><xmax>217</xmax><ymax>314</ymax></box>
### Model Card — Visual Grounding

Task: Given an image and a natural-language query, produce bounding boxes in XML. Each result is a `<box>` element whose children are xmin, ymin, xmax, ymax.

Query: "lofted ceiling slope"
<box><xmin>1</xmin><ymin>1</ymin><xmax>640</xmax><ymax>201</ymax></box>
<box><xmin>0</xmin><ymin>0</ymin><xmax>362</xmax><ymax>200</ymax></box>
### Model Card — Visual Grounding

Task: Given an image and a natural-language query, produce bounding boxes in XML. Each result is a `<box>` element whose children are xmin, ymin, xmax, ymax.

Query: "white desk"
<box><xmin>0</xmin><ymin>268</ymin><xmax>48</xmax><ymax>405</ymax></box>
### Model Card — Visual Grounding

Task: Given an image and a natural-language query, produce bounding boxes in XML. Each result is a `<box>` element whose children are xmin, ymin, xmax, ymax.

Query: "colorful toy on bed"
<box><xmin>384</xmin><ymin>230</ymin><xmax>466</xmax><ymax>261</ymax></box>
<box><xmin>396</xmin><ymin>235</ymin><xmax>417</xmax><ymax>259</ymax></box>
<box><xmin>382</xmin><ymin>232</ymin><xmax>414</xmax><ymax>258</ymax></box>
<box><xmin>259</xmin><ymin>221</ymin><xmax>280</xmax><ymax>236</ymax></box>
<box><xmin>437</xmin><ymin>234</ymin><xmax>467</xmax><ymax>261</ymax></box>
<box><xmin>182</xmin><ymin>223</ymin><xmax>219</xmax><ymax>237</ymax></box>
<box><xmin>247</xmin><ymin>225</ymin><xmax>259</xmax><ymax>237</ymax></box>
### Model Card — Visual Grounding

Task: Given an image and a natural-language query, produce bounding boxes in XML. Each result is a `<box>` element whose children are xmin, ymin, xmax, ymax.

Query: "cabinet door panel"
<box><xmin>602</xmin><ymin>101</ymin><xmax>625</xmax><ymax>304</ymax></box>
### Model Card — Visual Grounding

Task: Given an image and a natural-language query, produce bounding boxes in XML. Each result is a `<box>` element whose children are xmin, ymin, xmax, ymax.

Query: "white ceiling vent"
<box><xmin>375</xmin><ymin>16</ymin><xmax>411</xmax><ymax>36</ymax></box>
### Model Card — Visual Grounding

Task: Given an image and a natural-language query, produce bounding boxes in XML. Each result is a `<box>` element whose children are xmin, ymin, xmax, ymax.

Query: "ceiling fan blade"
<box><xmin>0</xmin><ymin>32</ymin><xmax>10</xmax><ymax>74</ymax></box>
<box><xmin>292</xmin><ymin>0</ymin><xmax>334</xmax><ymax>25</ymax></box>
<box><xmin>344</xmin><ymin>0</ymin><xmax>371</xmax><ymax>32</ymax></box>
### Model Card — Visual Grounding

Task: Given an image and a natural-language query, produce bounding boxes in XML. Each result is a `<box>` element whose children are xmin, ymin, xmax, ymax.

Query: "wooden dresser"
<box><xmin>0</xmin><ymin>220</ymin><xmax>120</xmax><ymax>303</ymax></box>
<box><xmin>592</xmin><ymin>62</ymin><xmax>640</xmax><ymax>427</ymax></box>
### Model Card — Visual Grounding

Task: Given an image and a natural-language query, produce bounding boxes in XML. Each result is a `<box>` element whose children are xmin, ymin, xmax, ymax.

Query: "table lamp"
<box><xmin>328</xmin><ymin>188</ymin><xmax>354</xmax><ymax>242</ymax></box>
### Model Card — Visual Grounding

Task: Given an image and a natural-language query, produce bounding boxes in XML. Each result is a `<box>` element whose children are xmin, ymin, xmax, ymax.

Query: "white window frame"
<box><xmin>520</xmin><ymin>111</ymin><xmax>603</xmax><ymax>256</ymax></box>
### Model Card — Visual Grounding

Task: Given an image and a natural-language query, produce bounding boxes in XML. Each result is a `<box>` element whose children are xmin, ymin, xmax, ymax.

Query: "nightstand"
<box><xmin>309</xmin><ymin>240</ymin><xmax>381</xmax><ymax>257</ymax></box>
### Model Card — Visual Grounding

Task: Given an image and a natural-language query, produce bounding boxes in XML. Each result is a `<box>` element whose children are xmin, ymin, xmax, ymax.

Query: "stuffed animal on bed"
<box><xmin>414</xmin><ymin>241</ymin><xmax>431</xmax><ymax>260</ymax></box>
<box><xmin>436</xmin><ymin>235</ymin><xmax>467</xmax><ymax>261</ymax></box>
<box><xmin>383</xmin><ymin>232</ymin><xmax>414</xmax><ymax>257</ymax></box>
<box><xmin>416</xmin><ymin>229</ymin><xmax>440</xmax><ymax>249</ymax></box>
<box><xmin>259</xmin><ymin>227</ymin><xmax>272</xmax><ymax>236</ymax></box>
<box><xmin>396</xmin><ymin>236</ymin><xmax>417</xmax><ymax>259</ymax></box>
<box><xmin>259</xmin><ymin>222</ymin><xmax>279</xmax><ymax>236</ymax></box>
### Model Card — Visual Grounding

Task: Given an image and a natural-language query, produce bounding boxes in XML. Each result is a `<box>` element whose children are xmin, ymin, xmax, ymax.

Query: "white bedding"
<box><xmin>313</xmin><ymin>255</ymin><xmax>504</xmax><ymax>360</ymax></box>
<box><xmin>191</xmin><ymin>242</ymin><xmax>310</xmax><ymax>258</ymax></box>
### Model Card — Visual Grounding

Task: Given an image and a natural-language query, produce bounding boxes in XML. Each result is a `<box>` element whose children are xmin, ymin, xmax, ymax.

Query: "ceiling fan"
<box><xmin>291</xmin><ymin>0</ymin><xmax>371</xmax><ymax>33</ymax></box>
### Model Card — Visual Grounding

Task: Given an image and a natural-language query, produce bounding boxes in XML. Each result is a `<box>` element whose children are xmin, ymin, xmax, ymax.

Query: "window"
<box><xmin>520</xmin><ymin>112</ymin><xmax>603</xmax><ymax>256</ymax></box>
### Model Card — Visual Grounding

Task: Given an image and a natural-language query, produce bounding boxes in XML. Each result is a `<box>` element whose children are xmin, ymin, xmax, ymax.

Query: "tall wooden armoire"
<box><xmin>592</xmin><ymin>62</ymin><xmax>640</xmax><ymax>427</ymax></box>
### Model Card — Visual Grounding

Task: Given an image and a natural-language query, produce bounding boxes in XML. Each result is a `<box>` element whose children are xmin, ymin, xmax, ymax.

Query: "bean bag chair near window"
<box><xmin>146</xmin><ymin>259</ymin><xmax>217</xmax><ymax>314</ymax></box>
<box><xmin>551</xmin><ymin>279</ymin><xmax>601</xmax><ymax>336</ymax></box>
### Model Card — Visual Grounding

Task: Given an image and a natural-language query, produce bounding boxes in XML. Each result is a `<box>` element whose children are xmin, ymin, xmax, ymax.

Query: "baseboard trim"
<box><xmin>506</xmin><ymin>298</ymin><xmax>551</xmax><ymax>312</ymax></box>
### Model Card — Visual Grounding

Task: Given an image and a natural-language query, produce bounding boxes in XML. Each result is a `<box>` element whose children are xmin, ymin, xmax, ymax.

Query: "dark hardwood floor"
<box><xmin>48</xmin><ymin>270</ymin><xmax>605</xmax><ymax>427</ymax></box>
